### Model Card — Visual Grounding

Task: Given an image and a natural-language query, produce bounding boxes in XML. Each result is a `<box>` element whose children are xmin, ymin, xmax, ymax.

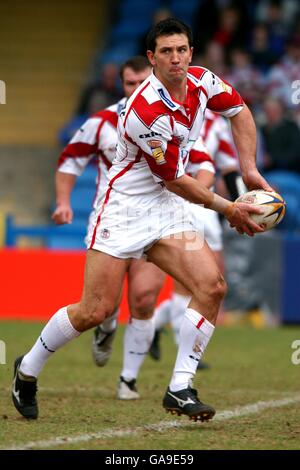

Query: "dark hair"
<box><xmin>120</xmin><ymin>56</ymin><xmax>151</xmax><ymax>81</ymax></box>
<box><xmin>146</xmin><ymin>17</ymin><xmax>193</xmax><ymax>52</ymax></box>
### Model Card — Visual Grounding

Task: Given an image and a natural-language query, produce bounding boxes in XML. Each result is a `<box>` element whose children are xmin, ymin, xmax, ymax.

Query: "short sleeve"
<box><xmin>58</xmin><ymin>117</ymin><xmax>100</xmax><ymax>174</ymax></box>
<box><xmin>202</xmin><ymin>70</ymin><xmax>244</xmax><ymax>118</ymax></box>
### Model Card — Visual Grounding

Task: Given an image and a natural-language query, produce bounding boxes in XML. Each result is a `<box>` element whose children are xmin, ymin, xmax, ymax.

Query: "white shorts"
<box><xmin>189</xmin><ymin>204</ymin><xmax>223</xmax><ymax>252</ymax></box>
<box><xmin>85</xmin><ymin>189</ymin><xmax>200</xmax><ymax>259</ymax></box>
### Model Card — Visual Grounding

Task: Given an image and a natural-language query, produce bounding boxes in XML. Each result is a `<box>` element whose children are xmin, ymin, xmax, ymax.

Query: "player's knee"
<box><xmin>209</xmin><ymin>274</ymin><xmax>227</xmax><ymax>301</ymax></box>
<box><xmin>79</xmin><ymin>302</ymin><xmax>115</xmax><ymax>330</ymax></box>
<box><xmin>192</xmin><ymin>273</ymin><xmax>227</xmax><ymax>303</ymax></box>
<box><xmin>131</xmin><ymin>290</ymin><xmax>157</xmax><ymax>319</ymax></box>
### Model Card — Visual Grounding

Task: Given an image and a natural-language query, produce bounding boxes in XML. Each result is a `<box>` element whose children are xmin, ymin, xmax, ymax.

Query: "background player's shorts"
<box><xmin>189</xmin><ymin>204</ymin><xmax>223</xmax><ymax>252</ymax></box>
<box><xmin>85</xmin><ymin>188</ymin><xmax>202</xmax><ymax>259</ymax></box>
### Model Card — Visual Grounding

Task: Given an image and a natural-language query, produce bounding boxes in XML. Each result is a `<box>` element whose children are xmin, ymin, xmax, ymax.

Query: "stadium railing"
<box><xmin>5</xmin><ymin>215</ymin><xmax>86</xmax><ymax>249</ymax></box>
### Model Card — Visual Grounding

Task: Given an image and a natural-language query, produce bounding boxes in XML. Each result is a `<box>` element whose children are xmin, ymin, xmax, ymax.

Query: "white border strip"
<box><xmin>4</xmin><ymin>395</ymin><xmax>300</xmax><ymax>450</ymax></box>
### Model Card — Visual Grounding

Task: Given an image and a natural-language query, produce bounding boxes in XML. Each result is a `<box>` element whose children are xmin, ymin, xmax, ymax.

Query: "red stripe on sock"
<box><xmin>196</xmin><ymin>317</ymin><xmax>205</xmax><ymax>329</ymax></box>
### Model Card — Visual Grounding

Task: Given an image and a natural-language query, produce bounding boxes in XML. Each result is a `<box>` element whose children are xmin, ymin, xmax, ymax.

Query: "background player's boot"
<box><xmin>117</xmin><ymin>376</ymin><xmax>140</xmax><ymax>400</ymax></box>
<box><xmin>12</xmin><ymin>356</ymin><xmax>38</xmax><ymax>419</ymax></box>
<box><xmin>162</xmin><ymin>386</ymin><xmax>215</xmax><ymax>422</ymax></box>
<box><xmin>197</xmin><ymin>360</ymin><xmax>210</xmax><ymax>370</ymax></box>
<box><xmin>149</xmin><ymin>329</ymin><xmax>162</xmax><ymax>361</ymax></box>
<box><xmin>92</xmin><ymin>326</ymin><xmax>116</xmax><ymax>367</ymax></box>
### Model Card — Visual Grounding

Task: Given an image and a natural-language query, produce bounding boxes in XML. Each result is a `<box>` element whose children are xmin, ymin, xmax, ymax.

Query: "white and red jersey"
<box><xmin>109</xmin><ymin>67</ymin><xmax>243</xmax><ymax>198</ymax></box>
<box><xmin>201</xmin><ymin>109</ymin><xmax>238</xmax><ymax>173</ymax></box>
<box><xmin>57</xmin><ymin>98</ymin><xmax>126</xmax><ymax>208</ymax></box>
<box><xmin>186</xmin><ymin>136</ymin><xmax>215</xmax><ymax>177</ymax></box>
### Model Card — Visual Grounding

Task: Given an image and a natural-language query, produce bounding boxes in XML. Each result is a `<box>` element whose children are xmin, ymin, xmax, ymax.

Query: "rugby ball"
<box><xmin>235</xmin><ymin>190</ymin><xmax>286</xmax><ymax>231</ymax></box>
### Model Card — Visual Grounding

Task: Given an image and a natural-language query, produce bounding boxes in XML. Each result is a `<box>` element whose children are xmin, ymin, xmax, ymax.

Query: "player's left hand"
<box><xmin>226</xmin><ymin>201</ymin><xmax>265</xmax><ymax>236</ymax></box>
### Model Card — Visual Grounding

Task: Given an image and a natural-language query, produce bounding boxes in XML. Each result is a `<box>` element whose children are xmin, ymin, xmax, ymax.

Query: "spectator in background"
<box><xmin>212</xmin><ymin>5</ymin><xmax>248</xmax><ymax>58</ymax></box>
<box><xmin>256</xmin><ymin>0</ymin><xmax>300</xmax><ymax>40</ymax></box>
<box><xmin>227</xmin><ymin>48</ymin><xmax>265</xmax><ymax>112</ymax></box>
<box><xmin>77</xmin><ymin>63</ymin><xmax>121</xmax><ymax>115</ymax></box>
<box><xmin>248</xmin><ymin>23</ymin><xmax>278</xmax><ymax>73</ymax></box>
<box><xmin>192</xmin><ymin>0</ymin><xmax>220</xmax><ymax>54</ymax></box>
<box><xmin>192</xmin><ymin>0</ymin><xmax>250</xmax><ymax>55</ymax></box>
<box><xmin>256</xmin><ymin>0</ymin><xmax>288</xmax><ymax>58</ymax></box>
<box><xmin>138</xmin><ymin>7</ymin><xmax>173</xmax><ymax>55</ymax></box>
<box><xmin>196</xmin><ymin>40</ymin><xmax>229</xmax><ymax>79</ymax></box>
<box><xmin>58</xmin><ymin>63</ymin><xmax>122</xmax><ymax>146</ymax></box>
<box><xmin>261</xmin><ymin>97</ymin><xmax>300</xmax><ymax>173</ymax></box>
<box><xmin>266</xmin><ymin>37</ymin><xmax>300</xmax><ymax>110</ymax></box>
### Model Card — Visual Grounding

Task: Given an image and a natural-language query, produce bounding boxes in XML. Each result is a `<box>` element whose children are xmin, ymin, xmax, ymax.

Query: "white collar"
<box><xmin>149</xmin><ymin>72</ymin><xmax>182</xmax><ymax>111</ymax></box>
<box><xmin>149</xmin><ymin>70</ymin><xmax>201</xmax><ymax>111</ymax></box>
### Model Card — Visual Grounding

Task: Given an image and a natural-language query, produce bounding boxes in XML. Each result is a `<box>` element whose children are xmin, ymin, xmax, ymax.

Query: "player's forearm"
<box><xmin>195</xmin><ymin>169</ymin><xmax>215</xmax><ymax>189</ymax></box>
<box><xmin>165</xmin><ymin>175</ymin><xmax>233</xmax><ymax>216</ymax></box>
<box><xmin>230</xmin><ymin>105</ymin><xmax>257</xmax><ymax>177</ymax></box>
<box><xmin>55</xmin><ymin>171</ymin><xmax>77</xmax><ymax>205</ymax></box>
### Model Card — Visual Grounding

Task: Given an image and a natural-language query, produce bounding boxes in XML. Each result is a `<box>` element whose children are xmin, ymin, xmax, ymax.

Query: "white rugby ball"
<box><xmin>235</xmin><ymin>190</ymin><xmax>286</xmax><ymax>231</ymax></box>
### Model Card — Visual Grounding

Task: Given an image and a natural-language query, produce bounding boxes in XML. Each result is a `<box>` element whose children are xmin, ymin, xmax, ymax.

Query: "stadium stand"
<box><xmin>0</xmin><ymin>0</ymin><xmax>108</xmax><ymax>145</ymax></box>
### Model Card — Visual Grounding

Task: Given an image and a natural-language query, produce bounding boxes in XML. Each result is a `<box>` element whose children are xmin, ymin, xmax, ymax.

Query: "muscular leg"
<box><xmin>170</xmin><ymin>249</ymin><xmax>224</xmax><ymax>343</ymax></box>
<box><xmin>13</xmin><ymin>249</ymin><xmax>129</xmax><ymax>419</ymax></box>
<box><xmin>118</xmin><ymin>260</ymin><xmax>165</xmax><ymax>398</ymax></box>
<box><xmin>20</xmin><ymin>250</ymin><xmax>129</xmax><ymax>378</ymax></box>
<box><xmin>148</xmin><ymin>234</ymin><xmax>226</xmax><ymax>325</ymax></box>
<box><xmin>70</xmin><ymin>250</ymin><xmax>128</xmax><ymax>330</ymax></box>
<box><xmin>127</xmin><ymin>259</ymin><xmax>166</xmax><ymax>319</ymax></box>
<box><xmin>147</xmin><ymin>233</ymin><xmax>226</xmax><ymax>399</ymax></box>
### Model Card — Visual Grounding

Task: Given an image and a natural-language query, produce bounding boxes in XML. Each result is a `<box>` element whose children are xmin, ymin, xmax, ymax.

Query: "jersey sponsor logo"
<box><xmin>220</xmin><ymin>81</ymin><xmax>232</xmax><ymax>94</ymax></box>
<box><xmin>147</xmin><ymin>139</ymin><xmax>166</xmax><ymax>165</ymax></box>
<box><xmin>139</xmin><ymin>131</ymin><xmax>162</xmax><ymax>139</ymax></box>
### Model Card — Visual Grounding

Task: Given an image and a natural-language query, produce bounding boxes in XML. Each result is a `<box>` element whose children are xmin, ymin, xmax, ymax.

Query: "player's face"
<box><xmin>122</xmin><ymin>67</ymin><xmax>151</xmax><ymax>98</ymax></box>
<box><xmin>147</xmin><ymin>34</ymin><xmax>193</xmax><ymax>85</ymax></box>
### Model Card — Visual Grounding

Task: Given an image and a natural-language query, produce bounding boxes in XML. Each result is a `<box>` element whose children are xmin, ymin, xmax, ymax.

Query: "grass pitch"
<box><xmin>1</xmin><ymin>321</ymin><xmax>300</xmax><ymax>450</ymax></box>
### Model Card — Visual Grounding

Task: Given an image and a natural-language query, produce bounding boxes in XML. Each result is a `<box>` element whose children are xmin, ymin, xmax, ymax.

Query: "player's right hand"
<box><xmin>51</xmin><ymin>204</ymin><xmax>73</xmax><ymax>225</ymax></box>
<box><xmin>242</xmin><ymin>169</ymin><xmax>273</xmax><ymax>192</ymax></box>
<box><xmin>225</xmin><ymin>202</ymin><xmax>264</xmax><ymax>236</ymax></box>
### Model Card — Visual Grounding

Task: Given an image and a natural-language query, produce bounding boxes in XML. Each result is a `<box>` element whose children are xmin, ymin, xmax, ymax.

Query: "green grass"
<box><xmin>1</xmin><ymin>321</ymin><xmax>300</xmax><ymax>450</ymax></box>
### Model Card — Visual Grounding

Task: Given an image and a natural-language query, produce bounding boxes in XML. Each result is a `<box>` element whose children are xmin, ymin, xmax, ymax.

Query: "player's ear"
<box><xmin>189</xmin><ymin>46</ymin><xmax>194</xmax><ymax>64</ymax></box>
<box><xmin>147</xmin><ymin>50</ymin><xmax>155</xmax><ymax>66</ymax></box>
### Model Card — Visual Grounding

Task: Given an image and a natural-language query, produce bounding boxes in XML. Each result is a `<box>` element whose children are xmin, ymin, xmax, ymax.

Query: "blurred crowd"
<box><xmin>59</xmin><ymin>0</ymin><xmax>300</xmax><ymax>177</ymax></box>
